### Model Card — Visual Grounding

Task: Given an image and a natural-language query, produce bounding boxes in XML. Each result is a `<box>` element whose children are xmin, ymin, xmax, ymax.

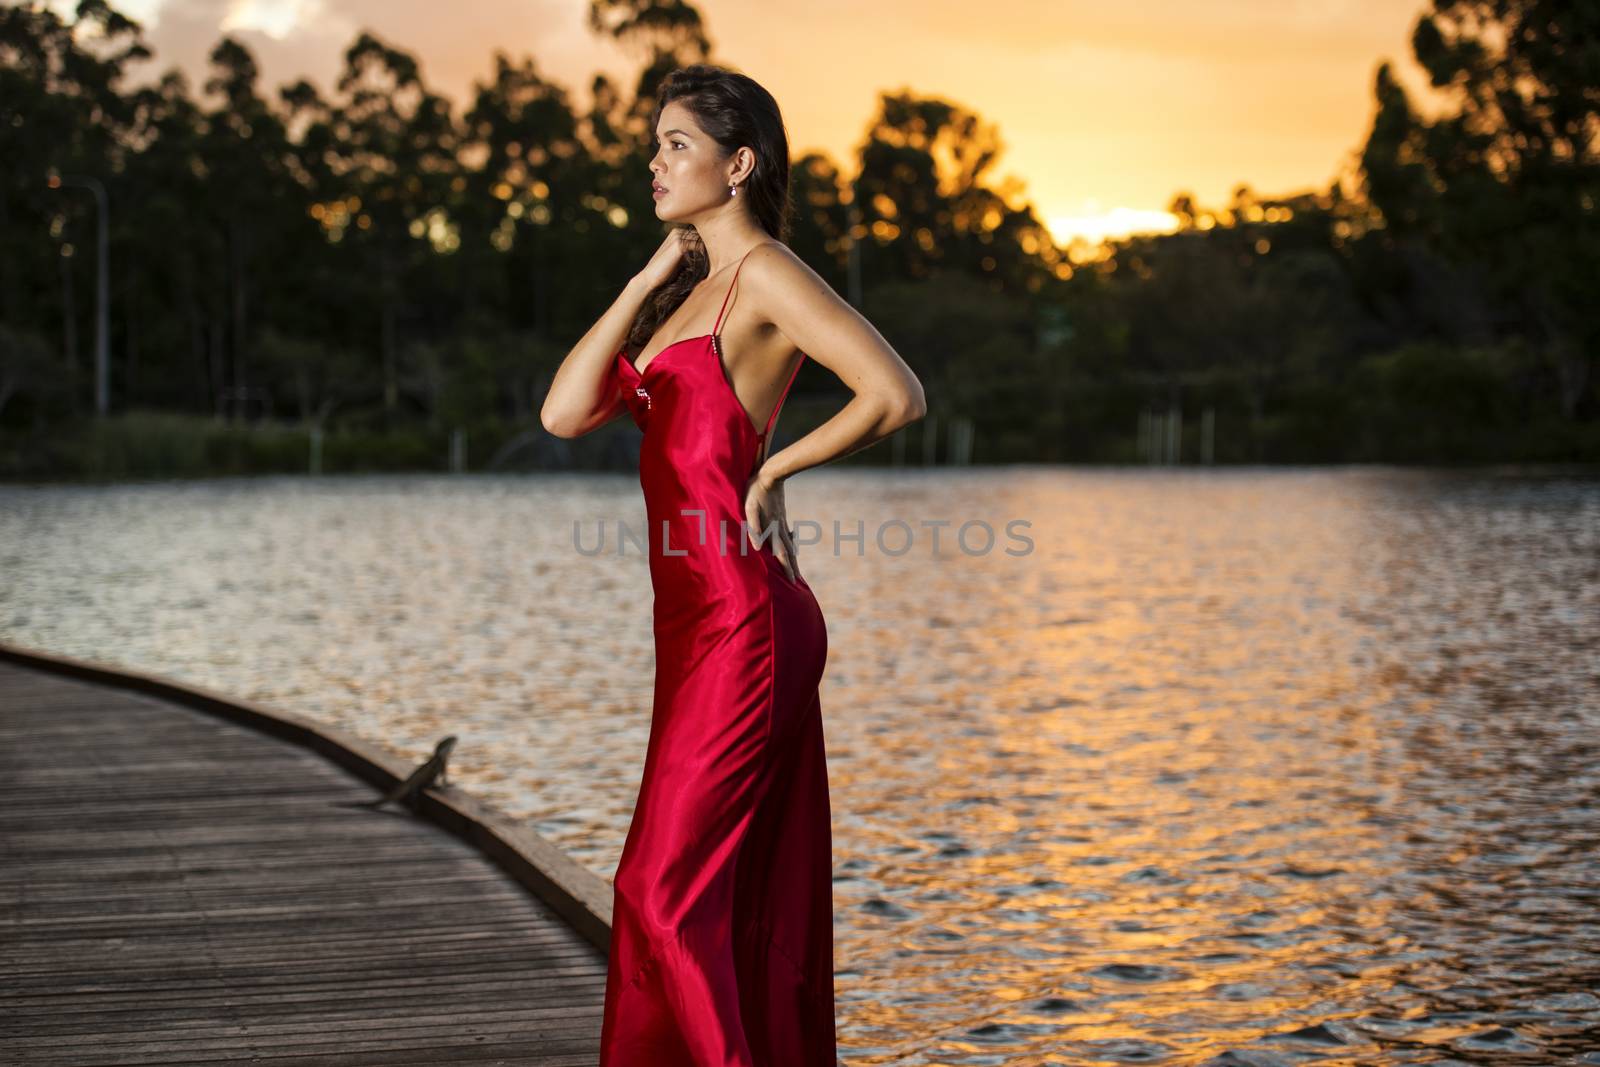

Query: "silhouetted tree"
<box><xmin>1361</xmin><ymin>0</ymin><xmax>1599</xmax><ymax>418</ymax></box>
<box><xmin>330</xmin><ymin>32</ymin><xmax>460</xmax><ymax>419</ymax></box>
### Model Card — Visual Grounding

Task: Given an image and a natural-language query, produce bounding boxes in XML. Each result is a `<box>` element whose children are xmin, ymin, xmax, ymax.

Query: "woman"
<box><xmin>541</xmin><ymin>64</ymin><xmax>925</xmax><ymax>1065</ymax></box>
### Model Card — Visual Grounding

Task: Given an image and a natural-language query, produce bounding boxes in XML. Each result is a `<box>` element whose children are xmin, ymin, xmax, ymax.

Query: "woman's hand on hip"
<box><xmin>743</xmin><ymin>469</ymin><xmax>800</xmax><ymax>583</ymax></box>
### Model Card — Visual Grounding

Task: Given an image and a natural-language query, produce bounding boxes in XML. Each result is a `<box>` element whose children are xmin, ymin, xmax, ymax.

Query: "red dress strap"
<box><xmin>711</xmin><ymin>244</ymin><xmax>799</xmax><ymax>445</ymax></box>
<box><xmin>712</xmin><ymin>247</ymin><xmax>756</xmax><ymax>337</ymax></box>
<box><xmin>760</xmin><ymin>355</ymin><xmax>804</xmax><ymax>441</ymax></box>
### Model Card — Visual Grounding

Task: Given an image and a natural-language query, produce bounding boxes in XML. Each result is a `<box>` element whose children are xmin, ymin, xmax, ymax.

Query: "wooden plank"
<box><xmin>0</xmin><ymin>998</ymin><xmax>601</xmax><ymax>1038</ymax></box>
<box><xmin>3</xmin><ymin>1034</ymin><xmax>603</xmax><ymax>1067</ymax></box>
<box><xmin>0</xmin><ymin>643</ymin><xmax>614</xmax><ymax>946</ymax></box>
<box><xmin>0</xmin><ymin>649</ymin><xmax>611</xmax><ymax>1065</ymax></box>
<box><xmin>0</xmin><ymin>974</ymin><xmax>610</xmax><ymax>1018</ymax></box>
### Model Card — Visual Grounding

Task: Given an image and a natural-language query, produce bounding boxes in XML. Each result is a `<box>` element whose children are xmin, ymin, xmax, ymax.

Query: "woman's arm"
<box><xmin>539</xmin><ymin>275</ymin><xmax>653</xmax><ymax>439</ymax></box>
<box><xmin>741</xmin><ymin>242</ymin><xmax>927</xmax><ymax>488</ymax></box>
<box><xmin>543</xmin><ymin>231</ymin><xmax>696</xmax><ymax>437</ymax></box>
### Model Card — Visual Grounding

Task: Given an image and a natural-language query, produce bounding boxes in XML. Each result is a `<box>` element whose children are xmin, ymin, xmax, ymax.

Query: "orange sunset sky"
<box><xmin>63</xmin><ymin>0</ymin><xmax>1449</xmax><ymax>246</ymax></box>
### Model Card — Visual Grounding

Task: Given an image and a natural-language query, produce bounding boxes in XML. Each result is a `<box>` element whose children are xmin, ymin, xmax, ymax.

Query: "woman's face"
<box><xmin>649</xmin><ymin>100</ymin><xmax>739</xmax><ymax>222</ymax></box>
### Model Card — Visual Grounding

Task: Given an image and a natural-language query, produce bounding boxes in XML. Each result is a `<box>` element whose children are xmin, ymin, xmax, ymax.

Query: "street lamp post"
<box><xmin>49</xmin><ymin>174</ymin><xmax>110</xmax><ymax>417</ymax></box>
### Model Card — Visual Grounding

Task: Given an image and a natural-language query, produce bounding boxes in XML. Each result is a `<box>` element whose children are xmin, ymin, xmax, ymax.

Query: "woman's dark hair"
<box><xmin>626</xmin><ymin>64</ymin><xmax>793</xmax><ymax>351</ymax></box>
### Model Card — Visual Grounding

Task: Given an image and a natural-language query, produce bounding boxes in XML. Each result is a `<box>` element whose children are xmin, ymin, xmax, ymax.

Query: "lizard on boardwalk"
<box><xmin>359</xmin><ymin>735</ymin><xmax>457</xmax><ymax>811</ymax></box>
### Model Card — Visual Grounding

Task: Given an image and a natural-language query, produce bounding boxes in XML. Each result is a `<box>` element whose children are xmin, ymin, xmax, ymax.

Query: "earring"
<box><xmin>729</xmin><ymin>183</ymin><xmax>739</xmax><ymax>197</ymax></box>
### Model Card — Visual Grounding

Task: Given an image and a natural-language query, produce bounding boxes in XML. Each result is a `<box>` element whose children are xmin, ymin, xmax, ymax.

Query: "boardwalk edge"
<box><xmin>0</xmin><ymin>639</ymin><xmax>614</xmax><ymax>954</ymax></box>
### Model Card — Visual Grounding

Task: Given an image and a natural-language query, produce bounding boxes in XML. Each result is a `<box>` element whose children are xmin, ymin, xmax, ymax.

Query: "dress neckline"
<box><xmin>615</xmin><ymin>243</ymin><xmax>805</xmax><ymax>451</ymax></box>
<box><xmin>617</xmin><ymin>333</ymin><xmax>765</xmax><ymax>441</ymax></box>
<box><xmin>621</xmin><ymin>332</ymin><xmax>711</xmax><ymax>380</ymax></box>
<box><xmin>621</xmin><ymin>245</ymin><xmax>761</xmax><ymax>378</ymax></box>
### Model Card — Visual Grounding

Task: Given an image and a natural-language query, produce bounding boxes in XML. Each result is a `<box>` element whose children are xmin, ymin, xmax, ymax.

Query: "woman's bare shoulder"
<box><xmin>740</xmin><ymin>241</ymin><xmax>833</xmax><ymax>314</ymax></box>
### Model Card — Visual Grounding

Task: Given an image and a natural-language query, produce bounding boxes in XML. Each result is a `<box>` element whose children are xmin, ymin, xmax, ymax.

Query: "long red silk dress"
<box><xmin>598</xmin><ymin>247</ymin><xmax>838</xmax><ymax>1065</ymax></box>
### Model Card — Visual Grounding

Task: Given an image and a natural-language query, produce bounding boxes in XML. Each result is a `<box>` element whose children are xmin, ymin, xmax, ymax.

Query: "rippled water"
<box><xmin>3</xmin><ymin>467</ymin><xmax>1597</xmax><ymax>1064</ymax></box>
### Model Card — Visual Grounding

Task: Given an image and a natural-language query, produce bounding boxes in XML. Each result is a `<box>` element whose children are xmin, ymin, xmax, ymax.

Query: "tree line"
<box><xmin>1</xmin><ymin>0</ymin><xmax>1594</xmax><ymax>477</ymax></box>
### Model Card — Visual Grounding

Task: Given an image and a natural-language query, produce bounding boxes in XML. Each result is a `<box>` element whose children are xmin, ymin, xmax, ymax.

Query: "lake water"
<box><xmin>2</xmin><ymin>467</ymin><xmax>1597</xmax><ymax>1064</ymax></box>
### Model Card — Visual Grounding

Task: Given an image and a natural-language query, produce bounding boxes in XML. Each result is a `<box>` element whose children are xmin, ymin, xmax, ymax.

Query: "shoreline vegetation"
<box><xmin>4</xmin><ymin>393</ymin><xmax>1597</xmax><ymax>484</ymax></box>
<box><xmin>3</xmin><ymin>2</ymin><xmax>1595</xmax><ymax>480</ymax></box>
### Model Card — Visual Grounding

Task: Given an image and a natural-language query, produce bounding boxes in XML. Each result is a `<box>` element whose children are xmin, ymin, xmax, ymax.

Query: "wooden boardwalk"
<box><xmin>0</xmin><ymin>652</ymin><xmax>610</xmax><ymax>1065</ymax></box>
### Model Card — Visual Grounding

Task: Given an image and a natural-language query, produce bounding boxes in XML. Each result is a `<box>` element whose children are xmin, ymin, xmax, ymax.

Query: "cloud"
<box><xmin>113</xmin><ymin>0</ymin><xmax>358</xmax><ymax>101</ymax></box>
<box><xmin>120</xmin><ymin>0</ymin><xmax>601</xmax><ymax>109</ymax></box>
<box><xmin>219</xmin><ymin>0</ymin><xmax>350</xmax><ymax>42</ymax></box>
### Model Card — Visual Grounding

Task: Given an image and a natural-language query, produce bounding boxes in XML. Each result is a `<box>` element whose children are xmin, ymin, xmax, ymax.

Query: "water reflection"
<box><xmin>2</xmin><ymin>467</ymin><xmax>1596</xmax><ymax>1064</ymax></box>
